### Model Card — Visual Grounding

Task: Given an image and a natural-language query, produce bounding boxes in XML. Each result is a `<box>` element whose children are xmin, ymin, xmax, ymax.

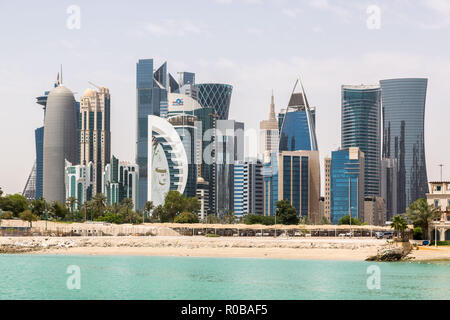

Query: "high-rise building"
<box><xmin>330</xmin><ymin>147</ymin><xmax>365</xmax><ymax>224</ymax></box>
<box><xmin>22</xmin><ymin>162</ymin><xmax>37</xmax><ymax>201</ymax></box>
<box><xmin>197</xmin><ymin>83</ymin><xmax>233</xmax><ymax>120</ymax></box>
<box><xmin>263</xmin><ymin>152</ymin><xmax>279</xmax><ymax>217</ymax></box>
<box><xmin>43</xmin><ymin>85</ymin><xmax>79</xmax><ymax>204</ymax></box>
<box><xmin>277</xmin><ymin>150</ymin><xmax>320</xmax><ymax>222</ymax></box>
<box><xmin>196</xmin><ymin>176</ymin><xmax>209</xmax><ymax>221</ymax></box>
<box><xmin>233</xmin><ymin>159</ymin><xmax>264</xmax><ymax>217</ymax></box>
<box><xmin>381</xmin><ymin>158</ymin><xmax>398</xmax><ymax>221</ymax></box>
<box><xmin>324</xmin><ymin>157</ymin><xmax>331</xmax><ymax>221</ymax></box>
<box><xmin>341</xmin><ymin>85</ymin><xmax>381</xmax><ymax>197</ymax></box>
<box><xmin>65</xmin><ymin>160</ymin><xmax>94</xmax><ymax>208</ymax></box>
<box><xmin>215</xmin><ymin>120</ymin><xmax>244</xmax><ymax>216</ymax></box>
<box><xmin>259</xmin><ymin>92</ymin><xmax>279</xmax><ymax>155</ymax></box>
<box><xmin>380</xmin><ymin>78</ymin><xmax>429</xmax><ymax>213</ymax></box>
<box><xmin>136</xmin><ymin>59</ymin><xmax>170</xmax><ymax>209</ymax></box>
<box><xmin>279</xmin><ymin>80</ymin><xmax>318</xmax><ymax>152</ymax></box>
<box><xmin>79</xmin><ymin>86</ymin><xmax>111</xmax><ymax>196</ymax></box>
<box><xmin>147</xmin><ymin>115</ymin><xmax>189</xmax><ymax>208</ymax></box>
<box><xmin>103</xmin><ymin>156</ymin><xmax>139</xmax><ymax>210</ymax></box>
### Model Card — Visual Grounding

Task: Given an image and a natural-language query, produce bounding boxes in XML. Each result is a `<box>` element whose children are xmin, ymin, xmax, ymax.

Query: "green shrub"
<box><xmin>413</xmin><ymin>227</ymin><xmax>423</xmax><ymax>240</ymax></box>
<box><xmin>205</xmin><ymin>233</ymin><xmax>220</xmax><ymax>237</ymax></box>
<box><xmin>0</xmin><ymin>211</ymin><xmax>13</xmax><ymax>219</ymax></box>
<box><xmin>245</xmin><ymin>214</ymin><xmax>275</xmax><ymax>225</ymax></box>
<box><xmin>174</xmin><ymin>212</ymin><xmax>199</xmax><ymax>224</ymax></box>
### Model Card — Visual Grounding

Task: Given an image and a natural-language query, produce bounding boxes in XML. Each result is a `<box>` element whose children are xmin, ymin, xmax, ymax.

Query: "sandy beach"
<box><xmin>1</xmin><ymin>235</ymin><xmax>449</xmax><ymax>261</ymax></box>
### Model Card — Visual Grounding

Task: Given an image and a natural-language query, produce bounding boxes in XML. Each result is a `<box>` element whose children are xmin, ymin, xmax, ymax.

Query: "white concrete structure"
<box><xmin>65</xmin><ymin>160</ymin><xmax>94</xmax><ymax>208</ymax></box>
<box><xmin>259</xmin><ymin>92</ymin><xmax>279</xmax><ymax>155</ymax></box>
<box><xmin>427</xmin><ymin>181</ymin><xmax>450</xmax><ymax>241</ymax></box>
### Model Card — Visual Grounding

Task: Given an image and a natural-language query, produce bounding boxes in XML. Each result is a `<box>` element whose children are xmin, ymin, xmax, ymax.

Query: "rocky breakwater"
<box><xmin>366</xmin><ymin>240</ymin><xmax>413</xmax><ymax>262</ymax></box>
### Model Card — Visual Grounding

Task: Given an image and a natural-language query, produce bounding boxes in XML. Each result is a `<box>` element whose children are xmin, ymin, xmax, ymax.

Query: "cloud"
<box><xmin>215</xmin><ymin>0</ymin><xmax>233</xmax><ymax>4</ymax></box>
<box><xmin>144</xmin><ymin>20</ymin><xmax>203</xmax><ymax>37</ymax></box>
<box><xmin>308</xmin><ymin>0</ymin><xmax>351</xmax><ymax>20</ymax></box>
<box><xmin>418</xmin><ymin>0</ymin><xmax>450</xmax><ymax>29</ymax></box>
<box><xmin>282</xmin><ymin>8</ymin><xmax>301</xmax><ymax>18</ymax></box>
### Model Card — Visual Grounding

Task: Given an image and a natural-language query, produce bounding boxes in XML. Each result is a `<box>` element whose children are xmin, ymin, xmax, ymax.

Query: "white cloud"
<box><xmin>144</xmin><ymin>20</ymin><xmax>203</xmax><ymax>37</ymax></box>
<box><xmin>308</xmin><ymin>0</ymin><xmax>351</xmax><ymax>20</ymax></box>
<box><xmin>282</xmin><ymin>8</ymin><xmax>301</xmax><ymax>18</ymax></box>
<box><xmin>215</xmin><ymin>0</ymin><xmax>233</xmax><ymax>4</ymax></box>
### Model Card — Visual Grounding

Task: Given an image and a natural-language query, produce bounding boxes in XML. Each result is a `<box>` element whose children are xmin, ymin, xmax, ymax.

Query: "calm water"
<box><xmin>0</xmin><ymin>255</ymin><xmax>449</xmax><ymax>300</ymax></box>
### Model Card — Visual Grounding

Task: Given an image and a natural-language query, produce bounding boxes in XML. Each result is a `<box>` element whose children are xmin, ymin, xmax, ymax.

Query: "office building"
<box><xmin>233</xmin><ymin>159</ymin><xmax>264</xmax><ymax>217</ymax></box>
<box><xmin>65</xmin><ymin>160</ymin><xmax>94</xmax><ymax>208</ymax></box>
<box><xmin>381</xmin><ymin>158</ymin><xmax>398</xmax><ymax>221</ymax></box>
<box><xmin>330</xmin><ymin>147</ymin><xmax>365</xmax><ymax>224</ymax></box>
<box><xmin>79</xmin><ymin>86</ymin><xmax>111</xmax><ymax>196</ymax></box>
<box><xmin>197</xmin><ymin>83</ymin><xmax>233</xmax><ymax>120</ymax></box>
<box><xmin>341</xmin><ymin>85</ymin><xmax>381</xmax><ymax>197</ymax></box>
<box><xmin>364</xmin><ymin>196</ymin><xmax>386</xmax><ymax>226</ymax></box>
<box><xmin>324</xmin><ymin>157</ymin><xmax>331</xmax><ymax>221</ymax></box>
<box><xmin>263</xmin><ymin>152</ymin><xmax>279</xmax><ymax>217</ymax></box>
<box><xmin>277</xmin><ymin>150</ymin><xmax>320</xmax><ymax>222</ymax></box>
<box><xmin>259</xmin><ymin>92</ymin><xmax>279</xmax><ymax>155</ymax></box>
<box><xmin>380</xmin><ymin>78</ymin><xmax>429</xmax><ymax>213</ymax></box>
<box><xmin>22</xmin><ymin>162</ymin><xmax>37</xmax><ymax>201</ymax></box>
<box><xmin>279</xmin><ymin>79</ymin><xmax>318</xmax><ymax>152</ymax></box>
<box><xmin>196</xmin><ymin>176</ymin><xmax>210</xmax><ymax>221</ymax></box>
<box><xmin>43</xmin><ymin>85</ymin><xmax>79</xmax><ymax>204</ymax></box>
<box><xmin>147</xmin><ymin>115</ymin><xmax>188</xmax><ymax>207</ymax></box>
<box><xmin>103</xmin><ymin>156</ymin><xmax>139</xmax><ymax>210</ymax></box>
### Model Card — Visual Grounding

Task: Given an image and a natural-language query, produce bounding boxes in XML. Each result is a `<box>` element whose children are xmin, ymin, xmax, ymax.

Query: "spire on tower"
<box><xmin>269</xmin><ymin>90</ymin><xmax>276</xmax><ymax>120</ymax></box>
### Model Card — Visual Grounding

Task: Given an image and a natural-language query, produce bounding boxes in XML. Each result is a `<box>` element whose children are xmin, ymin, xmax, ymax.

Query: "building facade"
<box><xmin>324</xmin><ymin>157</ymin><xmax>331</xmax><ymax>221</ymax></box>
<box><xmin>381</xmin><ymin>158</ymin><xmax>398</xmax><ymax>221</ymax></box>
<box><xmin>263</xmin><ymin>152</ymin><xmax>279</xmax><ymax>217</ymax></box>
<box><xmin>380</xmin><ymin>78</ymin><xmax>429</xmax><ymax>213</ymax></box>
<box><xmin>426</xmin><ymin>182</ymin><xmax>450</xmax><ymax>241</ymax></box>
<box><xmin>197</xmin><ymin>83</ymin><xmax>233</xmax><ymax>120</ymax></box>
<box><xmin>103</xmin><ymin>156</ymin><xmax>139</xmax><ymax>210</ymax></box>
<box><xmin>341</xmin><ymin>85</ymin><xmax>381</xmax><ymax>197</ymax></box>
<box><xmin>43</xmin><ymin>85</ymin><xmax>79</xmax><ymax>204</ymax></box>
<box><xmin>79</xmin><ymin>86</ymin><xmax>111</xmax><ymax>196</ymax></box>
<box><xmin>277</xmin><ymin>150</ymin><xmax>320</xmax><ymax>222</ymax></box>
<box><xmin>259</xmin><ymin>92</ymin><xmax>279</xmax><ymax>155</ymax></box>
<box><xmin>330</xmin><ymin>147</ymin><xmax>365</xmax><ymax>224</ymax></box>
<box><xmin>65</xmin><ymin>160</ymin><xmax>94</xmax><ymax>208</ymax></box>
<box><xmin>233</xmin><ymin>159</ymin><xmax>264</xmax><ymax>217</ymax></box>
<box><xmin>364</xmin><ymin>196</ymin><xmax>386</xmax><ymax>226</ymax></box>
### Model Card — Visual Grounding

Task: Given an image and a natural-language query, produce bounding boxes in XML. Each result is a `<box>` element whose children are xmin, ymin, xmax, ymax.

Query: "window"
<box><xmin>434</xmin><ymin>200</ymin><xmax>439</xmax><ymax>208</ymax></box>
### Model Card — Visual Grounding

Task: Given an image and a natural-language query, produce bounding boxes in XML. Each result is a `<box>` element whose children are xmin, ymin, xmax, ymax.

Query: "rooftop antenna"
<box><xmin>439</xmin><ymin>164</ymin><xmax>444</xmax><ymax>182</ymax></box>
<box><xmin>60</xmin><ymin>64</ymin><xmax>63</xmax><ymax>85</ymax></box>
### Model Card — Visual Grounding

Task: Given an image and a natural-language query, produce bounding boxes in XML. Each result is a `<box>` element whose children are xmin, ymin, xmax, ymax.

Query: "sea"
<box><xmin>0</xmin><ymin>255</ymin><xmax>449</xmax><ymax>300</ymax></box>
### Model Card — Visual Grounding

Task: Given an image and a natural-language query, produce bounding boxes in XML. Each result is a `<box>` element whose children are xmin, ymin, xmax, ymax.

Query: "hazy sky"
<box><xmin>1</xmin><ymin>0</ymin><xmax>449</xmax><ymax>195</ymax></box>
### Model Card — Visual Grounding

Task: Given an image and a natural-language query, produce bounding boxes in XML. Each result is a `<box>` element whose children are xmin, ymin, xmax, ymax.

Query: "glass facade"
<box><xmin>330</xmin><ymin>149</ymin><xmax>365</xmax><ymax>224</ymax></box>
<box><xmin>279</xmin><ymin>110</ymin><xmax>316</xmax><ymax>151</ymax></box>
<box><xmin>341</xmin><ymin>85</ymin><xmax>381</xmax><ymax>197</ymax></box>
<box><xmin>136</xmin><ymin>59</ymin><xmax>168</xmax><ymax>210</ymax></box>
<box><xmin>380</xmin><ymin>78</ymin><xmax>428</xmax><ymax>213</ymax></box>
<box><xmin>197</xmin><ymin>83</ymin><xmax>233</xmax><ymax>120</ymax></box>
<box><xmin>34</xmin><ymin>126</ymin><xmax>44</xmax><ymax>199</ymax></box>
<box><xmin>263</xmin><ymin>153</ymin><xmax>278</xmax><ymax>216</ymax></box>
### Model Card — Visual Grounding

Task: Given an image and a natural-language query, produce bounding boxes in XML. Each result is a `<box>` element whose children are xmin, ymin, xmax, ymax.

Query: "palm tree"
<box><xmin>66</xmin><ymin>197</ymin><xmax>78</xmax><ymax>221</ymax></box>
<box><xmin>92</xmin><ymin>193</ymin><xmax>107</xmax><ymax>218</ymax></box>
<box><xmin>391</xmin><ymin>215</ymin><xmax>408</xmax><ymax>239</ymax></box>
<box><xmin>143</xmin><ymin>201</ymin><xmax>154</xmax><ymax>223</ymax></box>
<box><xmin>121</xmin><ymin>198</ymin><xmax>134</xmax><ymax>223</ymax></box>
<box><xmin>406</xmin><ymin>198</ymin><xmax>441</xmax><ymax>240</ymax></box>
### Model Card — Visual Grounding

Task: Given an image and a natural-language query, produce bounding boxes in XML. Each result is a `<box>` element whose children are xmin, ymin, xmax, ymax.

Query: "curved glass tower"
<box><xmin>197</xmin><ymin>83</ymin><xmax>233</xmax><ymax>120</ymax></box>
<box><xmin>380</xmin><ymin>78</ymin><xmax>428</xmax><ymax>213</ymax></box>
<box><xmin>341</xmin><ymin>85</ymin><xmax>381</xmax><ymax>197</ymax></box>
<box><xmin>279</xmin><ymin>79</ymin><xmax>318</xmax><ymax>152</ymax></box>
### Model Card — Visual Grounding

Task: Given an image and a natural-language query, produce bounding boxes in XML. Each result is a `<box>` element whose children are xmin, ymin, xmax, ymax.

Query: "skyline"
<box><xmin>1</xmin><ymin>0</ymin><xmax>450</xmax><ymax>194</ymax></box>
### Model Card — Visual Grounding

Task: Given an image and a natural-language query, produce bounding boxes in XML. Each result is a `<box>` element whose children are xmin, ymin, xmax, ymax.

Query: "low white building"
<box><xmin>426</xmin><ymin>181</ymin><xmax>450</xmax><ymax>241</ymax></box>
<box><xmin>65</xmin><ymin>160</ymin><xmax>94</xmax><ymax>208</ymax></box>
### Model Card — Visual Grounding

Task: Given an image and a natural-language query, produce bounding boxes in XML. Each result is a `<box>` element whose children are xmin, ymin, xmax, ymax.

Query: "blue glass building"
<box><xmin>197</xmin><ymin>83</ymin><xmax>233</xmax><ymax>120</ymax></box>
<box><xmin>380</xmin><ymin>78</ymin><xmax>428</xmax><ymax>213</ymax></box>
<box><xmin>263</xmin><ymin>153</ymin><xmax>278</xmax><ymax>216</ymax></box>
<box><xmin>279</xmin><ymin>80</ymin><xmax>318</xmax><ymax>152</ymax></box>
<box><xmin>341</xmin><ymin>85</ymin><xmax>381</xmax><ymax>197</ymax></box>
<box><xmin>330</xmin><ymin>148</ymin><xmax>365</xmax><ymax>224</ymax></box>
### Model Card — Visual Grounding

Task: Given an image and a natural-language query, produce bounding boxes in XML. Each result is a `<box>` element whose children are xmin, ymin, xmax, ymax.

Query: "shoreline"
<box><xmin>1</xmin><ymin>236</ymin><xmax>449</xmax><ymax>262</ymax></box>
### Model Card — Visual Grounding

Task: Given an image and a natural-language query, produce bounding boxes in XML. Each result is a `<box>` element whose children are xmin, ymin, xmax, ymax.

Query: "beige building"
<box><xmin>278</xmin><ymin>150</ymin><xmax>320</xmax><ymax>223</ymax></box>
<box><xmin>79</xmin><ymin>86</ymin><xmax>111</xmax><ymax>196</ymax></box>
<box><xmin>259</xmin><ymin>92</ymin><xmax>279</xmax><ymax>155</ymax></box>
<box><xmin>426</xmin><ymin>182</ymin><xmax>450</xmax><ymax>240</ymax></box>
<box><xmin>364</xmin><ymin>196</ymin><xmax>386</xmax><ymax>226</ymax></box>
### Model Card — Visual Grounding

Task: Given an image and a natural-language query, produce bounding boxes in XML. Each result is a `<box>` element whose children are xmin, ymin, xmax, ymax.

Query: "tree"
<box><xmin>299</xmin><ymin>216</ymin><xmax>313</xmax><ymax>225</ymax></box>
<box><xmin>92</xmin><ymin>193</ymin><xmax>107</xmax><ymax>218</ymax></box>
<box><xmin>318</xmin><ymin>216</ymin><xmax>331</xmax><ymax>225</ymax></box>
<box><xmin>30</xmin><ymin>198</ymin><xmax>48</xmax><ymax>217</ymax></box>
<box><xmin>66</xmin><ymin>197</ymin><xmax>78</xmax><ymax>216</ymax></box>
<box><xmin>121</xmin><ymin>198</ymin><xmax>134</xmax><ymax>215</ymax></box>
<box><xmin>163</xmin><ymin>191</ymin><xmax>186</xmax><ymax>222</ymax></box>
<box><xmin>245</xmin><ymin>214</ymin><xmax>275</xmax><ymax>226</ymax></box>
<box><xmin>275</xmin><ymin>200</ymin><xmax>299</xmax><ymax>225</ymax></box>
<box><xmin>206</xmin><ymin>214</ymin><xmax>221</xmax><ymax>224</ymax></box>
<box><xmin>406</xmin><ymin>198</ymin><xmax>441</xmax><ymax>240</ymax></box>
<box><xmin>150</xmin><ymin>205</ymin><xmax>168</xmax><ymax>222</ymax></box>
<box><xmin>185</xmin><ymin>197</ymin><xmax>200</xmax><ymax>214</ymax></box>
<box><xmin>0</xmin><ymin>187</ymin><xmax>3</xmax><ymax>197</ymax></box>
<box><xmin>96</xmin><ymin>212</ymin><xmax>124</xmax><ymax>224</ymax></box>
<box><xmin>337</xmin><ymin>215</ymin><xmax>362</xmax><ymax>226</ymax></box>
<box><xmin>143</xmin><ymin>201</ymin><xmax>154</xmax><ymax>222</ymax></box>
<box><xmin>391</xmin><ymin>215</ymin><xmax>408</xmax><ymax>239</ymax></box>
<box><xmin>0</xmin><ymin>194</ymin><xmax>28</xmax><ymax>217</ymax></box>
<box><xmin>19</xmin><ymin>210</ymin><xmax>38</xmax><ymax>228</ymax></box>
<box><xmin>223</xmin><ymin>211</ymin><xmax>236</xmax><ymax>224</ymax></box>
<box><xmin>413</xmin><ymin>226</ymin><xmax>423</xmax><ymax>240</ymax></box>
<box><xmin>174</xmin><ymin>212</ymin><xmax>199</xmax><ymax>224</ymax></box>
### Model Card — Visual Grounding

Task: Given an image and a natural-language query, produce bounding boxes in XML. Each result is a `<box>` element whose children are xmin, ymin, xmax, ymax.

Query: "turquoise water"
<box><xmin>0</xmin><ymin>255</ymin><xmax>449</xmax><ymax>299</ymax></box>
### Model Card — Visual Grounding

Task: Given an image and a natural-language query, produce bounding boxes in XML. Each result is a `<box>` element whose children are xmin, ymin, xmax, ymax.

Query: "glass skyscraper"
<box><xmin>136</xmin><ymin>59</ymin><xmax>169</xmax><ymax>210</ymax></box>
<box><xmin>197</xmin><ymin>83</ymin><xmax>233</xmax><ymax>120</ymax></box>
<box><xmin>380</xmin><ymin>78</ymin><xmax>428</xmax><ymax>213</ymax></box>
<box><xmin>330</xmin><ymin>148</ymin><xmax>365</xmax><ymax>224</ymax></box>
<box><xmin>279</xmin><ymin>80</ymin><xmax>318</xmax><ymax>152</ymax></box>
<box><xmin>341</xmin><ymin>85</ymin><xmax>381</xmax><ymax>197</ymax></box>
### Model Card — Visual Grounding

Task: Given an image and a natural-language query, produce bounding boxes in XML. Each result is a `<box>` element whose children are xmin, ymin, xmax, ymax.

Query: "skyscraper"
<box><xmin>279</xmin><ymin>79</ymin><xmax>318</xmax><ymax>152</ymax></box>
<box><xmin>233</xmin><ymin>159</ymin><xmax>264</xmax><ymax>217</ymax></box>
<box><xmin>136</xmin><ymin>59</ymin><xmax>169</xmax><ymax>209</ymax></box>
<box><xmin>197</xmin><ymin>83</ymin><xmax>233</xmax><ymax>120</ymax></box>
<box><xmin>259</xmin><ymin>92</ymin><xmax>279</xmax><ymax>155</ymax></box>
<box><xmin>43</xmin><ymin>85</ymin><xmax>79</xmax><ymax>204</ymax></box>
<box><xmin>381</xmin><ymin>158</ymin><xmax>398</xmax><ymax>221</ymax></box>
<box><xmin>263</xmin><ymin>152</ymin><xmax>278</xmax><ymax>217</ymax></box>
<box><xmin>380</xmin><ymin>78</ymin><xmax>428</xmax><ymax>213</ymax></box>
<box><xmin>324</xmin><ymin>157</ymin><xmax>331</xmax><ymax>221</ymax></box>
<box><xmin>330</xmin><ymin>147</ymin><xmax>365</xmax><ymax>224</ymax></box>
<box><xmin>79</xmin><ymin>86</ymin><xmax>111</xmax><ymax>196</ymax></box>
<box><xmin>341</xmin><ymin>85</ymin><xmax>381</xmax><ymax>197</ymax></box>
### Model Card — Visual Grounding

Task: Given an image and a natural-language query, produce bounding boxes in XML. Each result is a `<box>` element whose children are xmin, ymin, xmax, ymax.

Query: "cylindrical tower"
<box><xmin>43</xmin><ymin>85</ymin><xmax>78</xmax><ymax>203</ymax></box>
